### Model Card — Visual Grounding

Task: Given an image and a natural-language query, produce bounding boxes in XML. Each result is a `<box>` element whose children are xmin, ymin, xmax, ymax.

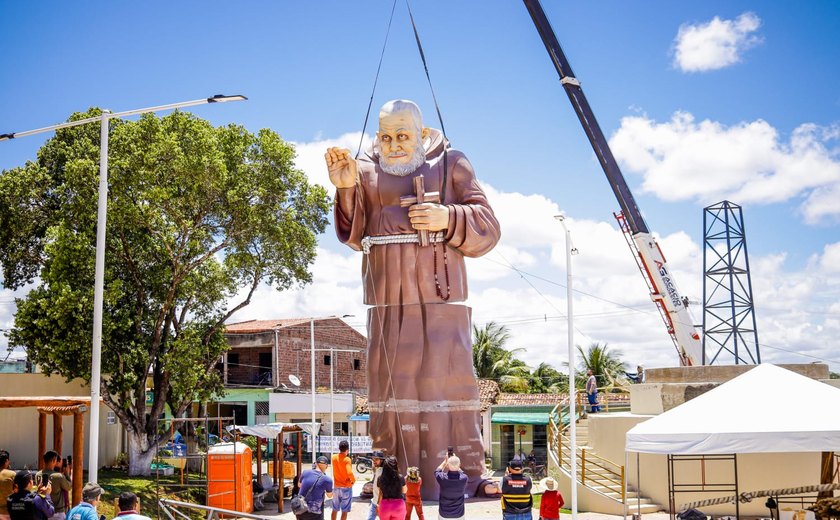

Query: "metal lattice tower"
<box><xmin>702</xmin><ymin>201</ymin><xmax>760</xmax><ymax>364</ymax></box>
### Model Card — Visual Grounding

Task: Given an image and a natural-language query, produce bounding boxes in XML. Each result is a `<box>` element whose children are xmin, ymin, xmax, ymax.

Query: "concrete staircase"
<box><xmin>553</xmin><ymin>417</ymin><xmax>664</xmax><ymax>514</ymax></box>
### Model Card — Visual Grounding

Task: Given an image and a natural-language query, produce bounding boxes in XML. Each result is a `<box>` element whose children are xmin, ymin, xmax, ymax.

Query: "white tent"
<box><xmin>626</xmin><ymin>363</ymin><xmax>840</xmax><ymax>454</ymax></box>
<box><xmin>227</xmin><ymin>422</ymin><xmax>321</xmax><ymax>438</ymax></box>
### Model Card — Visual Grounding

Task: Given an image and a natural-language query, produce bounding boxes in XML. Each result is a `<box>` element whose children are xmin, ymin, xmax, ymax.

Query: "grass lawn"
<box><xmin>531</xmin><ymin>493</ymin><xmax>571</xmax><ymax>514</ymax></box>
<box><xmin>97</xmin><ymin>469</ymin><xmax>203</xmax><ymax>519</ymax></box>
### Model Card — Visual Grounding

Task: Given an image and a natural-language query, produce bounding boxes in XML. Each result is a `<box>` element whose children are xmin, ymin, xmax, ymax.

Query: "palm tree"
<box><xmin>576</xmin><ymin>342</ymin><xmax>627</xmax><ymax>390</ymax></box>
<box><xmin>472</xmin><ymin>322</ymin><xmax>531</xmax><ymax>392</ymax></box>
<box><xmin>472</xmin><ymin>321</ymin><xmax>511</xmax><ymax>378</ymax></box>
<box><xmin>530</xmin><ymin>362</ymin><xmax>568</xmax><ymax>393</ymax></box>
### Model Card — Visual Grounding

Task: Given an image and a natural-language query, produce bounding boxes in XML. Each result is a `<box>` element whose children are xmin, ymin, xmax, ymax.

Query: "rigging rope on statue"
<box><xmin>356</xmin><ymin>0</ymin><xmax>453</xmax><ymax>467</ymax></box>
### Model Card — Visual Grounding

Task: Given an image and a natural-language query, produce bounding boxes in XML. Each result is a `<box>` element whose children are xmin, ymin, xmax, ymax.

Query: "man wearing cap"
<box><xmin>65</xmin><ymin>484</ymin><xmax>102</xmax><ymax>520</ymax></box>
<box><xmin>435</xmin><ymin>455</ymin><xmax>467</xmax><ymax>520</ymax></box>
<box><xmin>330</xmin><ymin>440</ymin><xmax>354</xmax><ymax>520</ymax></box>
<box><xmin>501</xmin><ymin>460</ymin><xmax>533</xmax><ymax>520</ymax></box>
<box><xmin>365</xmin><ymin>451</ymin><xmax>385</xmax><ymax>520</ymax></box>
<box><xmin>296</xmin><ymin>456</ymin><xmax>333</xmax><ymax>520</ymax></box>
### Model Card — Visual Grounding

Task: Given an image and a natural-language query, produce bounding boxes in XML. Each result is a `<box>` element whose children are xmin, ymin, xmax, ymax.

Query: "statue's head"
<box><xmin>377</xmin><ymin>99</ymin><xmax>430</xmax><ymax>176</ymax></box>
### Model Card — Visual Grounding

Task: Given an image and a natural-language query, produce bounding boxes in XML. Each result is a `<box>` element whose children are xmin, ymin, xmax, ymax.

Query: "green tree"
<box><xmin>529</xmin><ymin>361</ymin><xmax>568</xmax><ymax>394</ymax></box>
<box><xmin>472</xmin><ymin>322</ymin><xmax>530</xmax><ymax>392</ymax></box>
<box><xmin>576</xmin><ymin>342</ymin><xmax>627</xmax><ymax>389</ymax></box>
<box><xmin>0</xmin><ymin>109</ymin><xmax>330</xmax><ymax>475</ymax></box>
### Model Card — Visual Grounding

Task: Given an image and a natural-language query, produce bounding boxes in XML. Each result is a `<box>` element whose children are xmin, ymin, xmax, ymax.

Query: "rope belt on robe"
<box><xmin>361</xmin><ymin>231</ymin><xmax>445</xmax><ymax>254</ymax></box>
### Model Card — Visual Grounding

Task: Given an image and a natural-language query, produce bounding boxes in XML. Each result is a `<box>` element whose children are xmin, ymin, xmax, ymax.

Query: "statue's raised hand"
<box><xmin>325</xmin><ymin>147</ymin><xmax>358</xmax><ymax>189</ymax></box>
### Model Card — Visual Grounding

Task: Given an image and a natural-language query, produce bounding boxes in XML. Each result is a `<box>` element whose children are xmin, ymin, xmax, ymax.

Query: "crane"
<box><xmin>523</xmin><ymin>0</ymin><xmax>704</xmax><ymax>366</ymax></box>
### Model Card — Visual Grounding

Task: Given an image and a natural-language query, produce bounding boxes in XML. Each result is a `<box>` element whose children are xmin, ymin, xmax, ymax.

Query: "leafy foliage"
<box><xmin>0</xmin><ymin>109</ymin><xmax>330</xmax><ymax>472</ymax></box>
<box><xmin>529</xmin><ymin>361</ymin><xmax>568</xmax><ymax>393</ymax></box>
<box><xmin>575</xmin><ymin>342</ymin><xmax>627</xmax><ymax>389</ymax></box>
<box><xmin>471</xmin><ymin>321</ymin><xmax>563</xmax><ymax>393</ymax></box>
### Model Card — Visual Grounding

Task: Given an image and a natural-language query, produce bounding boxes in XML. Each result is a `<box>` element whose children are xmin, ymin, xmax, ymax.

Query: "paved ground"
<box><xmin>253</xmin><ymin>477</ymin><xmax>673</xmax><ymax>520</ymax></box>
<box><xmin>258</xmin><ymin>495</ymin><xmax>673</xmax><ymax>520</ymax></box>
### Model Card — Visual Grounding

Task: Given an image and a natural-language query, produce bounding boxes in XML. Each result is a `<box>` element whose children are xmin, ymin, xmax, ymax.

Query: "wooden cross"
<box><xmin>399</xmin><ymin>174</ymin><xmax>440</xmax><ymax>247</ymax></box>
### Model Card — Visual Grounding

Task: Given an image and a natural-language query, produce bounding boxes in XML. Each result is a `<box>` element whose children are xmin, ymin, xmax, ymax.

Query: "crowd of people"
<box><xmin>0</xmin><ymin>449</ymin><xmax>151</xmax><ymax>520</ymax></box>
<box><xmin>3</xmin><ymin>443</ymin><xmax>564</xmax><ymax>520</ymax></box>
<box><xmin>292</xmin><ymin>442</ymin><xmax>564</xmax><ymax>520</ymax></box>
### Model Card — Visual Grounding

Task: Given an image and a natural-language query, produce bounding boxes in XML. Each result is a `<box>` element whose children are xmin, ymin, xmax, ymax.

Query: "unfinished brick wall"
<box><xmin>224</xmin><ymin>318</ymin><xmax>367</xmax><ymax>391</ymax></box>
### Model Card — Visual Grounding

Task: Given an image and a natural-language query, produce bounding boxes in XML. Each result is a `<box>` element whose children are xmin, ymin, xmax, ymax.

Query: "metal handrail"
<box><xmin>549</xmin><ymin>396</ymin><xmax>627</xmax><ymax>502</ymax></box>
<box><xmin>159</xmin><ymin>499</ymin><xmax>275</xmax><ymax>520</ymax></box>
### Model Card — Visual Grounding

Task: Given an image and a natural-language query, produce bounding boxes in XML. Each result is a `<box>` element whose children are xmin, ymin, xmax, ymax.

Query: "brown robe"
<box><xmin>335</xmin><ymin>129</ymin><xmax>500</xmax><ymax>499</ymax></box>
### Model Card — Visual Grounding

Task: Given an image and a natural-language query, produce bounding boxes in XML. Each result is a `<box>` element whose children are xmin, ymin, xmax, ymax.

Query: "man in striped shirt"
<box><xmin>500</xmin><ymin>459</ymin><xmax>532</xmax><ymax>520</ymax></box>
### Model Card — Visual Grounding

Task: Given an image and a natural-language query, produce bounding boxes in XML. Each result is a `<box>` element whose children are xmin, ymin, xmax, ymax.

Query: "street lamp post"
<box><xmin>310</xmin><ymin>318</ymin><xmax>317</xmax><ymax>463</ymax></box>
<box><xmin>555</xmin><ymin>214</ymin><xmax>579</xmax><ymax>520</ymax></box>
<box><xmin>1</xmin><ymin>94</ymin><xmax>247</xmax><ymax>483</ymax></box>
<box><xmin>308</xmin><ymin>315</ymin><xmax>354</xmax><ymax>461</ymax></box>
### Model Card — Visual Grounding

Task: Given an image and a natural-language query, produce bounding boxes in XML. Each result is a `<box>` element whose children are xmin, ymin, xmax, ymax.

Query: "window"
<box><xmin>259</xmin><ymin>352</ymin><xmax>272</xmax><ymax>370</ymax></box>
<box><xmin>532</xmin><ymin>424</ymin><xmax>548</xmax><ymax>464</ymax></box>
<box><xmin>255</xmin><ymin>401</ymin><xmax>270</xmax><ymax>416</ymax></box>
<box><xmin>333</xmin><ymin>422</ymin><xmax>348</xmax><ymax>436</ymax></box>
<box><xmin>227</xmin><ymin>353</ymin><xmax>239</xmax><ymax>366</ymax></box>
<box><xmin>324</xmin><ymin>355</ymin><xmax>331</xmax><ymax>366</ymax></box>
<box><xmin>354</xmin><ymin>359</ymin><xmax>361</xmax><ymax>370</ymax></box>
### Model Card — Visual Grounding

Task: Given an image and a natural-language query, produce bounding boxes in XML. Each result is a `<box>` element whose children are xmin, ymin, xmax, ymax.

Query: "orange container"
<box><xmin>207</xmin><ymin>442</ymin><xmax>253</xmax><ymax>513</ymax></box>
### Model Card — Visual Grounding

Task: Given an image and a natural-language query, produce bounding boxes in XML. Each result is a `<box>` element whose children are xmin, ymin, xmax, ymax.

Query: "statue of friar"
<box><xmin>325</xmin><ymin>99</ymin><xmax>501</xmax><ymax>499</ymax></box>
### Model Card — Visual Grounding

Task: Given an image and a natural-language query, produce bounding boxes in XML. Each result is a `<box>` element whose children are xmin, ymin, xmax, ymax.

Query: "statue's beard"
<box><xmin>379</xmin><ymin>146</ymin><xmax>426</xmax><ymax>177</ymax></box>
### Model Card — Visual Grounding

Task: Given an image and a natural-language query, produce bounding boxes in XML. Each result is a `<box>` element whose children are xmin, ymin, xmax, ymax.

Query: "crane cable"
<box><xmin>354</xmin><ymin>0</ymin><xmax>398</xmax><ymax>161</ymax></box>
<box><xmin>359</xmin><ymin>0</ymin><xmax>452</xmax><ymax>467</ymax></box>
<box><xmin>355</xmin><ymin>0</ymin><xmax>450</xmax><ymax>201</ymax></box>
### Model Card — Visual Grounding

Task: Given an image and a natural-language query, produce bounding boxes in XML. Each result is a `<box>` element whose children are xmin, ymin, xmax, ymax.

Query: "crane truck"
<box><xmin>523</xmin><ymin>0</ymin><xmax>705</xmax><ymax>366</ymax></box>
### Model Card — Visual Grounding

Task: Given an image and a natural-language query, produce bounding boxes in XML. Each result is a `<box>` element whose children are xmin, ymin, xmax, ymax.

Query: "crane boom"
<box><xmin>523</xmin><ymin>0</ymin><xmax>705</xmax><ymax>365</ymax></box>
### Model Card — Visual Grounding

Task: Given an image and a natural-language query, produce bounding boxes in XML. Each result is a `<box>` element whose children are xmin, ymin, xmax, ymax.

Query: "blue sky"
<box><xmin>2</xmin><ymin>1</ymin><xmax>839</xmax><ymax>372</ymax></box>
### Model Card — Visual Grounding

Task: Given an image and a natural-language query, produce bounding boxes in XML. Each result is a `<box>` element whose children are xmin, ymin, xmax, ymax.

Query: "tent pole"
<box><xmin>734</xmin><ymin>454</ymin><xmax>740</xmax><ymax>520</ymax></box>
<box><xmin>667</xmin><ymin>454</ymin><xmax>675</xmax><ymax>520</ymax></box>
<box><xmin>637</xmin><ymin>452</ymin><xmax>641</xmax><ymax>517</ymax></box>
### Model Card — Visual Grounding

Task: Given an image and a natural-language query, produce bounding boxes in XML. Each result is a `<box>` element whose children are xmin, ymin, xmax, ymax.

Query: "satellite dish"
<box><xmin>289</xmin><ymin>374</ymin><xmax>301</xmax><ymax>387</ymax></box>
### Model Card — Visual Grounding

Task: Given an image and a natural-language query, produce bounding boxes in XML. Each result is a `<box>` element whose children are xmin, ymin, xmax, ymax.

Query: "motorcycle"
<box><xmin>354</xmin><ymin>455</ymin><xmax>373</xmax><ymax>474</ymax></box>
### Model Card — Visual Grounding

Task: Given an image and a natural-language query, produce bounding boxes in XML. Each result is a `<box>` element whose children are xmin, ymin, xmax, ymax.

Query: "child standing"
<box><xmin>539</xmin><ymin>477</ymin><xmax>564</xmax><ymax>520</ymax></box>
<box><xmin>404</xmin><ymin>467</ymin><xmax>424</xmax><ymax>520</ymax></box>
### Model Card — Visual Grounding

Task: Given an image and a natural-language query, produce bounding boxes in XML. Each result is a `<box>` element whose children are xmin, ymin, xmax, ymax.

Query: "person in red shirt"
<box><xmin>404</xmin><ymin>466</ymin><xmax>424</xmax><ymax>520</ymax></box>
<box><xmin>538</xmin><ymin>477</ymin><xmax>564</xmax><ymax>520</ymax></box>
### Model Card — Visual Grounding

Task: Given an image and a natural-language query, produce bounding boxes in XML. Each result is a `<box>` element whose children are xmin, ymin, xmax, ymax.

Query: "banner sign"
<box><xmin>305</xmin><ymin>435</ymin><xmax>372</xmax><ymax>453</ymax></box>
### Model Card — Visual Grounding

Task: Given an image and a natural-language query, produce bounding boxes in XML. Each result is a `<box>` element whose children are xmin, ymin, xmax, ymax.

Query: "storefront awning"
<box><xmin>349</xmin><ymin>414</ymin><xmax>369</xmax><ymax>421</ymax></box>
<box><xmin>491</xmin><ymin>411</ymin><xmax>549</xmax><ymax>425</ymax></box>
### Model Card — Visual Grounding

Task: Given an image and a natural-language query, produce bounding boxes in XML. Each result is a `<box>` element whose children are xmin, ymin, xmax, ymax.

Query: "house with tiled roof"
<box><xmin>208</xmin><ymin>317</ymin><xmax>367</xmax><ymax>433</ymax></box>
<box><xmin>490</xmin><ymin>392</ymin><xmax>566</xmax><ymax>470</ymax></box>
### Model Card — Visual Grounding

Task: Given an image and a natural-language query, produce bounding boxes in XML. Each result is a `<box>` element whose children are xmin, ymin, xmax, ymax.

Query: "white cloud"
<box><xmin>610</xmin><ymin>112</ymin><xmax>840</xmax><ymax>223</ymax></box>
<box><xmin>291</xmin><ymin>132</ymin><xmax>373</xmax><ymax>196</ymax></box>
<box><xmin>483</xmin><ymin>185</ymin><xmax>562</xmax><ymax>248</ymax></box>
<box><xmin>673</xmin><ymin>12</ymin><xmax>762</xmax><ymax>72</ymax></box>
<box><xmin>226</xmin><ymin>246</ymin><xmax>366</xmax><ymax>329</ymax></box>
<box><xmin>819</xmin><ymin>242</ymin><xmax>840</xmax><ymax>273</ymax></box>
<box><xmin>229</xmin><ymin>132</ymin><xmax>840</xmax><ymax>374</ymax></box>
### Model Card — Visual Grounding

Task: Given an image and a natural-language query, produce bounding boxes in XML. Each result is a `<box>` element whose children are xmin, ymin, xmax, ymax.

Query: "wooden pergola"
<box><xmin>229</xmin><ymin>424</ymin><xmax>307</xmax><ymax>513</ymax></box>
<box><xmin>0</xmin><ymin>396</ymin><xmax>89</xmax><ymax>505</ymax></box>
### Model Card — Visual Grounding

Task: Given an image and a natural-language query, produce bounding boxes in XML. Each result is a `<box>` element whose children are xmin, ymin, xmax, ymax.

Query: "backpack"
<box><xmin>290</xmin><ymin>472</ymin><xmax>324</xmax><ymax>516</ymax></box>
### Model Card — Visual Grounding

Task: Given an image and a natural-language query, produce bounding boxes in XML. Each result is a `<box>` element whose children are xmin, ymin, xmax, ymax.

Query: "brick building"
<box><xmin>222</xmin><ymin>317</ymin><xmax>367</xmax><ymax>392</ymax></box>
